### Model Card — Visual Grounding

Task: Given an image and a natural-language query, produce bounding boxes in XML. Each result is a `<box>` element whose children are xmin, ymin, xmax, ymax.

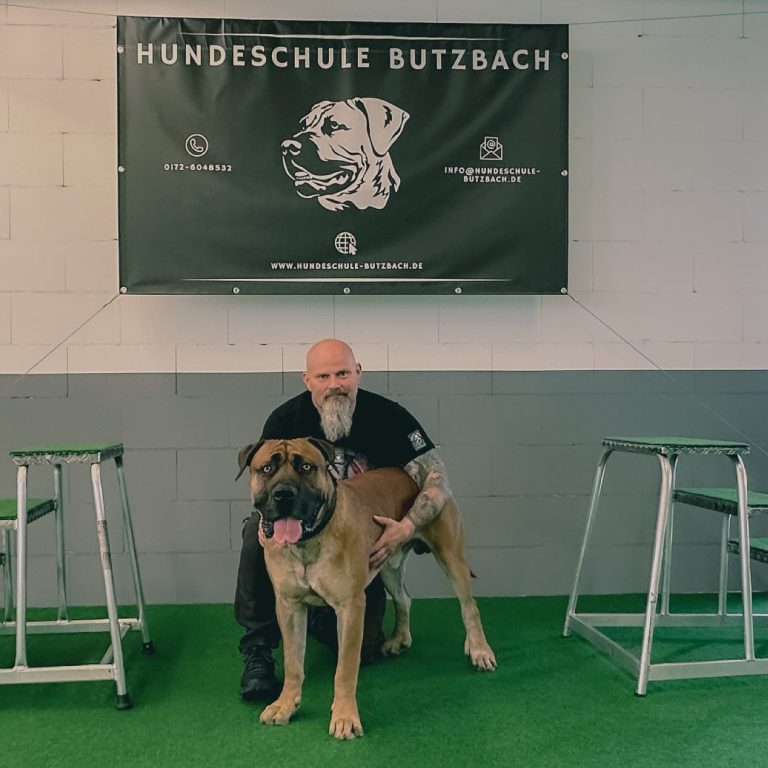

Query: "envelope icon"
<box><xmin>480</xmin><ymin>136</ymin><xmax>503</xmax><ymax>161</ymax></box>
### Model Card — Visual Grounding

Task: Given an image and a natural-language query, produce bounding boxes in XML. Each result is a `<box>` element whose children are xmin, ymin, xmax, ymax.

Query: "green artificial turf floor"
<box><xmin>3</xmin><ymin>595</ymin><xmax>768</xmax><ymax>768</ymax></box>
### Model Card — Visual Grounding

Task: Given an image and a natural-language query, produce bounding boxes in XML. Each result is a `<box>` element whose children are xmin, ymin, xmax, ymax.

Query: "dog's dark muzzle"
<box><xmin>256</xmin><ymin>476</ymin><xmax>335</xmax><ymax>543</ymax></box>
<box><xmin>259</xmin><ymin>482</ymin><xmax>301</xmax><ymax>520</ymax></box>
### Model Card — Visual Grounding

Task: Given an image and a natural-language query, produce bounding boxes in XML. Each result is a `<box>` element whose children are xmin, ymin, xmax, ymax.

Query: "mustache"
<box><xmin>323</xmin><ymin>390</ymin><xmax>349</xmax><ymax>401</ymax></box>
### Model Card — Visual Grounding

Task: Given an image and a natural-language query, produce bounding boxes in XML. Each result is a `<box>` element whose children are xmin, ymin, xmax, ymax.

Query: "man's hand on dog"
<box><xmin>369</xmin><ymin>516</ymin><xmax>415</xmax><ymax>570</ymax></box>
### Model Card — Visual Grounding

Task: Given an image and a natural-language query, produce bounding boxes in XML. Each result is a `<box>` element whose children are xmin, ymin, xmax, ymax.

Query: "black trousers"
<box><xmin>234</xmin><ymin>512</ymin><xmax>385</xmax><ymax>653</ymax></box>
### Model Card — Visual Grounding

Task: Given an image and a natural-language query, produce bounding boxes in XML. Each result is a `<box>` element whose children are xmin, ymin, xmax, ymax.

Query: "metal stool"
<box><xmin>563</xmin><ymin>436</ymin><xmax>768</xmax><ymax>695</ymax></box>
<box><xmin>0</xmin><ymin>498</ymin><xmax>57</xmax><ymax>623</ymax></box>
<box><xmin>0</xmin><ymin>443</ymin><xmax>154</xmax><ymax>709</ymax></box>
<box><xmin>673</xmin><ymin>487</ymin><xmax>768</xmax><ymax>614</ymax></box>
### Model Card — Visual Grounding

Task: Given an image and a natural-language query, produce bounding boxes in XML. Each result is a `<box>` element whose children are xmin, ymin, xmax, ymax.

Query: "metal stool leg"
<box><xmin>659</xmin><ymin>455</ymin><xmax>678</xmax><ymax>616</ymax></box>
<box><xmin>53</xmin><ymin>464</ymin><xmax>68</xmax><ymax>622</ymax></box>
<box><xmin>1</xmin><ymin>528</ymin><xmax>12</xmax><ymax>622</ymax></box>
<box><xmin>717</xmin><ymin>515</ymin><xmax>731</xmax><ymax>616</ymax></box>
<box><xmin>636</xmin><ymin>454</ymin><xmax>674</xmax><ymax>696</ymax></box>
<box><xmin>90</xmin><ymin>462</ymin><xmax>132</xmax><ymax>709</ymax></box>
<box><xmin>14</xmin><ymin>464</ymin><xmax>29</xmax><ymax>668</ymax></box>
<box><xmin>563</xmin><ymin>448</ymin><xmax>612</xmax><ymax>637</ymax></box>
<box><xmin>114</xmin><ymin>455</ymin><xmax>153</xmax><ymax>652</ymax></box>
<box><xmin>732</xmin><ymin>455</ymin><xmax>755</xmax><ymax>661</ymax></box>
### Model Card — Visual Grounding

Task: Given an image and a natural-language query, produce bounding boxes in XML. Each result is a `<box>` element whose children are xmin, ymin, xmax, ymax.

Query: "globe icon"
<box><xmin>334</xmin><ymin>232</ymin><xmax>357</xmax><ymax>255</ymax></box>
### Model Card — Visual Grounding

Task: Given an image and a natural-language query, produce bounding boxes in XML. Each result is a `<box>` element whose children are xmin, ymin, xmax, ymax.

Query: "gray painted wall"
<box><xmin>3</xmin><ymin>369</ymin><xmax>768</xmax><ymax>606</ymax></box>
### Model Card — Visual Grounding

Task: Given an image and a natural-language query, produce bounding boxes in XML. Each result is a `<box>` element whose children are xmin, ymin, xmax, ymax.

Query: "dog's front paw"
<box><xmin>465</xmin><ymin>638</ymin><xmax>497</xmax><ymax>671</ymax></box>
<box><xmin>260</xmin><ymin>696</ymin><xmax>299</xmax><ymax>726</ymax></box>
<box><xmin>329</xmin><ymin>701</ymin><xmax>364</xmax><ymax>739</ymax></box>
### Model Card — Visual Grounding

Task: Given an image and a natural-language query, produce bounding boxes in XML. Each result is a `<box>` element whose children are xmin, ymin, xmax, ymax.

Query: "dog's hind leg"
<box><xmin>379</xmin><ymin>555</ymin><xmax>413</xmax><ymax>656</ymax></box>
<box><xmin>421</xmin><ymin>502</ymin><xmax>497</xmax><ymax>671</ymax></box>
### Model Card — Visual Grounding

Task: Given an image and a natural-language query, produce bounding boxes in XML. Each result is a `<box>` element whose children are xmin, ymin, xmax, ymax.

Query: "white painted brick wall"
<box><xmin>0</xmin><ymin>240</ymin><xmax>67</xmax><ymax>291</ymax></box>
<box><xmin>744</xmin><ymin>192</ymin><xmax>768</xmax><ymax>241</ymax></box>
<box><xmin>0</xmin><ymin>25</ymin><xmax>62</xmax><ymax>79</ymax></box>
<box><xmin>176</xmin><ymin>343</ymin><xmax>282</xmax><ymax>373</ymax></box>
<box><xmin>68</xmin><ymin>343</ymin><xmax>175</xmax><ymax>373</ymax></box>
<box><xmin>0</xmin><ymin>292</ymin><xmax>10</xmax><ymax>343</ymax></box>
<box><xmin>64</xmin><ymin>240</ymin><xmax>119</xmax><ymax>292</ymax></box>
<box><xmin>593</xmin><ymin>242</ymin><xmax>693</xmax><ymax>293</ymax></box>
<box><xmin>63</xmin><ymin>27</ymin><xmax>117</xmax><ymax>81</ymax></box>
<box><xmin>11</xmin><ymin>292</ymin><xmax>120</xmax><ymax>344</ymax></box>
<box><xmin>11</xmin><ymin>187</ymin><xmax>116</xmax><ymax>240</ymax></box>
<box><xmin>120</xmin><ymin>295</ymin><xmax>229</xmax><ymax>344</ymax></box>
<box><xmin>0</xmin><ymin>188</ymin><xmax>9</xmax><ymax>239</ymax></box>
<box><xmin>8</xmin><ymin>79</ymin><xmax>115</xmax><ymax>134</ymax></box>
<box><xmin>742</xmin><ymin>295</ymin><xmax>768</xmax><ymax>342</ymax></box>
<box><xmin>0</xmin><ymin>0</ymin><xmax>765</xmax><ymax>374</ymax></box>
<box><xmin>7</xmin><ymin>1</ymin><xmax>117</xmax><ymax>26</ymax></box>
<box><xmin>227</xmin><ymin>296</ymin><xmax>335</xmax><ymax>344</ymax></box>
<box><xmin>0</xmin><ymin>133</ymin><xmax>62</xmax><ymax>186</ymax></box>
<box><xmin>695</xmin><ymin>243</ymin><xmax>768</xmax><ymax>293</ymax></box>
<box><xmin>0</xmin><ymin>81</ymin><xmax>8</xmax><ymax>131</ymax></box>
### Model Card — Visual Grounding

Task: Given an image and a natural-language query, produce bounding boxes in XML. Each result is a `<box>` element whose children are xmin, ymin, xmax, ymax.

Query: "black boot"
<box><xmin>307</xmin><ymin>605</ymin><xmax>339</xmax><ymax>654</ymax></box>
<box><xmin>240</xmin><ymin>646</ymin><xmax>281</xmax><ymax>701</ymax></box>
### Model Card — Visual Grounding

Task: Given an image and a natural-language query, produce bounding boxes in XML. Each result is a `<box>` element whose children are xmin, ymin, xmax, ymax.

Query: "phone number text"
<box><xmin>163</xmin><ymin>163</ymin><xmax>233</xmax><ymax>172</ymax></box>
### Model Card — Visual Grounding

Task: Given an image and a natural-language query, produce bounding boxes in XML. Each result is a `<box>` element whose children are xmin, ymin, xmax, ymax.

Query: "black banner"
<box><xmin>117</xmin><ymin>17</ymin><xmax>568</xmax><ymax>295</ymax></box>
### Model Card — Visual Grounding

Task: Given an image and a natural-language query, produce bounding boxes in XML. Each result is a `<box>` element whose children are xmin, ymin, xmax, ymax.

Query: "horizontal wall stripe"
<box><xmin>2</xmin><ymin>369</ymin><xmax>768</xmax><ymax>604</ymax></box>
<box><xmin>1</xmin><ymin>343</ymin><xmax>767</xmax><ymax>375</ymax></box>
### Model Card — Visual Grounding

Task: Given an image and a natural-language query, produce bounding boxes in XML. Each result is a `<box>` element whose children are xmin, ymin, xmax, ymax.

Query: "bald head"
<box><xmin>305</xmin><ymin>339</ymin><xmax>357</xmax><ymax>372</ymax></box>
<box><xmin>303</xmin><ymin>339</ymin><xmax>362</xmax><ymax>414</ymax></box>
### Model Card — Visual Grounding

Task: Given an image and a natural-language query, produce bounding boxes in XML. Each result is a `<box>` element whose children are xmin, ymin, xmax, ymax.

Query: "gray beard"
<box><xmin>319</xmin><ymin>394</ymin><xmax>354</xmax><ymax>442</ymax></box>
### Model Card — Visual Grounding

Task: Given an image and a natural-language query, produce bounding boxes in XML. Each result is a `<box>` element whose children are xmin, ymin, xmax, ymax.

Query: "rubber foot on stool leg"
<box><xmin>116</xmin><ymin>693</ymin><xmax>133</xmax><ymax>710</ymax></box>
<box><xmin>142</xmin><ymin>641</ymin><xmax>156</xmax><ymax>655</ymax></box>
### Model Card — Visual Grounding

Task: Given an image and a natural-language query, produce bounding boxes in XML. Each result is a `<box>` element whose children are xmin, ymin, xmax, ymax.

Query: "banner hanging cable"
<box><xmin>0</xmin><ymin>293</ymin><xmax>121</xmax><ymax>399</ymax></box>
<box><xmin>568</xmin><ymin>293</ymin><xmax>768</xmax><ymax>464</ymax></box>
<box><xmin>5</xmin><ymin>3</ymin><xmax>766</xmax><ymax>25</ymax></box>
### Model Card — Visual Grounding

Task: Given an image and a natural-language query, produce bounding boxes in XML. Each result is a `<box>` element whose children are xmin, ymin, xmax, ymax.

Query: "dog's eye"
<box><xmin>321</xmin><ymin>117</ymin><xmax>347</xmax><ymax>136</ymax></box>
<box><xmin>261</xmin><ymin>465</ymin><xmax>273</xmax><ymax>474</ymax></box>
<box><xmin>300</xmin><ymin>462</ymin><xmax>314</xmax><ymax>473</ymax></box>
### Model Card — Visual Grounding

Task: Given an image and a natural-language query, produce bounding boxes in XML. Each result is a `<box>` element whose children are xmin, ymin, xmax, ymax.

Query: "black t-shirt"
<box><xmin>260</xmin><ymin>389</ymin><xmax>434</xmax><ymax>474</ymax></box>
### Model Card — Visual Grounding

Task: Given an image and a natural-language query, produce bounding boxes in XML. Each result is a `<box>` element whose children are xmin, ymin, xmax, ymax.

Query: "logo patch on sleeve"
<box><xmin>408</xmin><ymin>430</ymin><xmax>427</xmax><ymax>451</ymax></box>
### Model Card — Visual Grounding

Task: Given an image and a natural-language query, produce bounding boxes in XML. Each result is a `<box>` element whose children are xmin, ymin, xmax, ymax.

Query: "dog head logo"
<box><xmin>281</xmin><ymin>97</ymin><xmax>409</xmax><ymax>212</ymax></box>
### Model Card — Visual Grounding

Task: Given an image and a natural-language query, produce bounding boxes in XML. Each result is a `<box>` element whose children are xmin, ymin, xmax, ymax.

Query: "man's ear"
<box><xmin>302</xmin><ymin>371</ymin><xmax>311</xmax><ymax>391</ymax></box>
<box><xmin>236</xmin><ymin>441</ymin><xmax>263</xmax><ymax>480</ymax></box>
<box><xmin>308</xmin><ymin>437</ymin><xmax>335</xmax><ymax>464</ymax></box>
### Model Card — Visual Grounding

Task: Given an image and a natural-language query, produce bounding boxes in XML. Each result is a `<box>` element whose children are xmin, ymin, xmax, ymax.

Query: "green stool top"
<box><xmin>603</xmin><ymin>437</ymin><xmax>750</xmax><ymax>456</ymax></box>
<box><xmin>674</xmin><ymin>487</ymin><xmax>768</xmax><ymax>515</ymax></box>
<box><xmin>727</xmin><ymin>537</ymin><xmax>768</xmax><ymax>565</ymax></box>
<box><xmin>0</xmin><ymin>497</ymin><xmax>56</xmax><ymax>523</ymax></box>
<box><xmin>10</xmin><ymin>443</ymin><xmax>123</xmax><ymax>466</ymax></box>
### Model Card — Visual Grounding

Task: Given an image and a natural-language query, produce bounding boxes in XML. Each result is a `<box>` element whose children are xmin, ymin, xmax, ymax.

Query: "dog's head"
<box><xmin>281</xmin><ymin>97</ymin><xmax>409</xmax><ymax>211</ymax></box>
<box><xmin>236</xmin><ymin>438</ymin><xmax>336</xmax><ymax>544</ymax></box>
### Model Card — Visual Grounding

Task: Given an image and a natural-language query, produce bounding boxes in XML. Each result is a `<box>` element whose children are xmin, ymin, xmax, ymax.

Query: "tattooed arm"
<box><xmin>369</xmin><ymin>448</ymin><xmax>452</xmax><ymax>569</ymax></box>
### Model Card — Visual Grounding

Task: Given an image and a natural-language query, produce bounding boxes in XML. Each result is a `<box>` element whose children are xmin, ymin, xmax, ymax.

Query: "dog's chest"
<box><xmin>269</xmin><ymin>542</ymin><xmax>329</xmax><ymax>604</ymax></box>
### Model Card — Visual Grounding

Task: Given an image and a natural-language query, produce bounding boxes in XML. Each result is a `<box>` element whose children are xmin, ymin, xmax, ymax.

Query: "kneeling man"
<box><xmin>235</xmin><ymin>338</ymin><xmax>460</xmax><ymax>699</ymax></box>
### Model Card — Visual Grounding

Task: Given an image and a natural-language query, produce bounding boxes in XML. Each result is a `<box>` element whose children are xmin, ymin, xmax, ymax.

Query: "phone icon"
<box><xmin>185</xmin><ymin>134</ymin><xmax>209</xmax><ymax>157</ymax></box>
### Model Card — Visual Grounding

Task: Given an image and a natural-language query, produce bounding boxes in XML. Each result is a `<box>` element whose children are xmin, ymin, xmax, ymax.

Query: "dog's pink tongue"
<box><xmin>274</xmin><ymin>518</ymin><xmax>302</xmax><ymax>544</ymax></box>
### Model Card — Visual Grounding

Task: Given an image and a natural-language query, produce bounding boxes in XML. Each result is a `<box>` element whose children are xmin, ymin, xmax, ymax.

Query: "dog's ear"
<box><xmin>236</xmin><ymin>441</ymin><xmax>263</xmax><ymax>481</ymax></box>
<box><xmin>307</xmin><ymin>437</ymin><xmax>335</xmax><ymax>465</ymax></box>
<box><xmin>353</xmin><ymin>98</ymin><xmax>410</xmax><ymax>157</ymax></box>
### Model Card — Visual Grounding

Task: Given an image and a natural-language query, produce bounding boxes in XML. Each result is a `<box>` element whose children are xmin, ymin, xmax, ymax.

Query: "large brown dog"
<box><xmin>237</xmin><ymin>437</ymin><xmax>496</xmax><ymax>739</ymax></box>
